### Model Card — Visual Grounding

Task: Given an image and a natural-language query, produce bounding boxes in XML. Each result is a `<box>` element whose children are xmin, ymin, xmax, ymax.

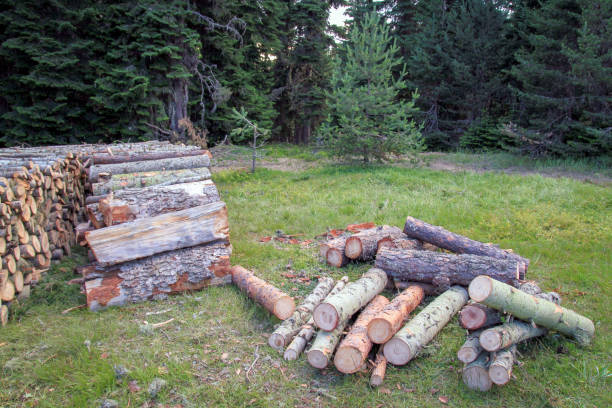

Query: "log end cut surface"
<box><xmin>489</xmin><ymin>365</ymin><xmax>511</xmax><ymax>385</ymax></box>
<box><xmin>313</xmin><ymin>302</ymin><xmax>340</xmax><ymax>331</ymax></box>
<box><xmin>326</xmin><ymin>248</ymin><xmax>345</xmax><ymax>268</ymax></box>
<box><xmin>468</xmin><ymin>275</ymin><xmax>493</xmax><ymax>302</ymax></box>
<box><xmin>383</xmin><ymin>337</ymin><xmax>412</xmax><ymax>366</ymax></box>
<box><xmin>268</xmin><ymin>333</ymin><xmax>287</xmax><ymax>350</ymax></box>
<box><xmin>367</xmin><ymin>318</ymin><xmax>393</xmax><ymax>344</ymax></box>
<box><xmin>274</xmin><ymin>296</ymin><xmax>296</xmax><ymax>321</ymax></box>
<box><xmin>479</xmin><ymin>330</ymin><xmax>503</xmax><ymax>352</ymax></box>
<box><xmin>457</xmin><ymin>347</ymin><xmax>479</xmax><ymax>364</ymax></box>
<box><xmin>333</xmin><ymin>346</ymin><xmax>363</xmax><ymax>374</ymax></box>
<box><xmin>307</xmin><ymin>349</ymin><xmax>329</xmax><ymax>369</ymax></box>
<box><xmin>462</xmin><ymin>365</ymin><xmax>492</xmax><ymax>392</ymax></box>
<box><xmin>460</xmin><ymin>304</ymin><xmax>488</xmax><ymax>330</ymax></box>
<box><xmin>344</xmin><ymin>237</ymin><xmax>362</xmax><ymax>260</ymax></box>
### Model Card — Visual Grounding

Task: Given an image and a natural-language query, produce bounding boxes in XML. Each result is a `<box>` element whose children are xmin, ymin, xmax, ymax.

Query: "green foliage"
<box><xmin>459</xmin><ymin>116</ymin><xmax>513</xmax><ymax>150</ymax></box>
<box><xmin>320</xmin><ymin>11</ymin><xmax>424</xmax><ymax>162</ymax></box>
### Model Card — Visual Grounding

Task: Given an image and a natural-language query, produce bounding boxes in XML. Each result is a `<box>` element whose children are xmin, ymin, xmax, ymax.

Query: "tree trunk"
<box><xmin>268</xmin><ymin>277</ymin><xmax>335</xmax><ymax>350</ymax></box>
<box><xmin>469</xmin><ymin>275</ymin><xmax>594</xmax><ymax>346</ymax></box>
<box><xmin>85</xmin><ymin>201</ymin><xmax>229</xmax><ymax>266</ymax></box>
<box><xmin>367</xmin><ymin>285</ymin><xmax>424</xmax><ymax>344</ymax></box>
<box><xmin>403</xmin><ymin>216</ymin><xmax>529</xmax><ymax>272</ymax></box>
<box><xmin>344</xmin><ymin>226</ymin><xmax>405</xmax><ymax>261</ymax></box>
<box><xmin>479</xmin><ymin>321</ymin><xmax>547</xmax><ymax>352</ymax></box>
<box><xmin>81</xmin><ymin>242</ymin><xmax>231</xmax><ymax>311</ymax></box>
<box><xmin>231</xmin><ymin>265</ymin><xmax>295</xmax><ymax>320</ymax></box>
<box><xmin>91</xmin><ymin>167</ymin><xmax>212</xmax><ymax>195</ymax></box>
<box><xmin>334</xmin><ymin>295</ymin><xmax>389</xmax><ymax>374</ymax></box>
<box><xmin>462</xmin><ymin>352</ymin><xmax>492</xmax><ymax>392</ymax></box>
<box><xmin>92</xmin><ymin>149</ymin><xmax>210</xmax><ymax>165</ymax></box>
<box><xmin>384</xmin><ymin>286</ymin><xmax>468</xmax><ymax>366</ymax></box>
<box><xmin>313</xmin><ymin>268</ymin><xmax>388</xmax><ymax>331</ymax></box>
<box><xmin>375</xmin><ymin>247</ymin><xmax>524</xmax><ymax>289</ymax></box>
<box><xmin>459</xmin><ymin>303</ymin><xmax>501</xmax><ymax>331</ymax></box>
<box><xmin>489</xmin><ymin>345</ymin><xmax>516</xmax><ymax>385</ymax></box>
<box><xmin>284</xmin><ymin>276</ymin><xmax>349</xmax><ymax>361</ymax></box>
<box><xmin>457</xmin><ymin>330</ymin><xmax>483</xmax><ymax>364</ymax></box>
<box><xmin>306</xmin><ymin>318</ymin><xmax>347</xmax><ymax>369</ymax></box>
<box><xmin>89</xmin><ymin>154</ymin><xmax>210</xmax><ymax>183</ymax></box>
<box><xmin>370</xmin><ymin>351</ymin><xmax>387</xmax><ymax>387</ymax></box>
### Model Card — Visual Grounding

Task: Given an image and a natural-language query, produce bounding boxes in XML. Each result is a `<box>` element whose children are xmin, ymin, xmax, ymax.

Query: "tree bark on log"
<box><xmin>457</xmin><ymin>330</ymin><xmax>483</xmax><ymax>364</ymax></box>
<box><xmin>313</xmin><ymin>268</ymin><xmax>387</xmax><ymax>331</ymax></box>
<box><xmin>268</xmin><ymin>277</ymin><xmax>335</xmax><ymax>350</ymax></box>
<box><xmin>459</xmin><ymin>303</ymin><xmax>502</xmax><ymax>331</ymax></box>
<box><xmin>370</xmin><ymin>351</ymin><xmax>387</xmax><ymax>387</ymax></box>
<box><xmin>377</xmin><ymin>236</ymin><xmax>429</xmax><ymax>253</ymax></box>
<box><xmin>403</xmin><ymin>216</ymin><xmax>529</xmax><ymax>272</ymax></box>
<box><xmin>393</xmin><ymin>280</ymin><xmax>437</xmax><ymax>295</ymax></box>
<box><xmin>284</xmin><ymin>276</ymin><xmax>349</xmax><ymax>361</ymax></box>
<box><xmin>384</xmin><ymin>286</ymin><xmax>468</xmax><ymax>366</ymax></box>
<box><xmin>231</xmin><ymin>265</ymin><xmax>295</xmax><ymax>320</ymax></box>
<box><xmin>306</xmin><ymin>321</ymin><xmax>347</xmax><ymax>369</ymax></box>
<box><xmin>375</xmin><ymin>247</ymin><xmax>524</xmax><ymax>289</ymax></box>
<box><xmin>367</xmin><ymin>285</ymin><xmax>424</xmax><ymax>344</ymax></box>
<box><xmin>479</xmin><ymin>321</ymin><xmax>547</xmax><ymax>352</ymax></box>
<box><xmin>91</xmin><ymin>167</ymin><xmax>212</xmax><ymax>195</ymax></box>
<box><xmin>88</xmin><ymin>154</ymin><xmax>210</xmax><ymax>182</ymax></box>
<box><xmin>344</xmin><ymin>226</ymin><xmax>404</xmax><ymax>261</ymax></box>
<box><xmin>334</xmin><ymin>295</ymin><xmax>389</xmax><ymax>374</ymax></box>
<box><xmin>469</xmin><ymin>275</ymin><xmax>594</xmax><ymax>346</ymax></box>
<box><xmin>86</xmin><ymin>201</ymin><xmax>229</xmax><ymax>265</ymax></box>
<box><xmin>92</xmin><ymin>149</ymin><xmax>210</xmax><ymax>165</ymax></box>
<box><xmin>81</xmin><ymin>242</ymin><xmax>232</xmax><ymax>311</ymax></box>
<box><xmin>462</xmin><ymin>352</ymin><xmax>492</xmax><ymax>392</ymax></box>
<box><xmin>489</xmin><ymin>345</ymin><xmax>516</xmax><ymax>385</ymax></box>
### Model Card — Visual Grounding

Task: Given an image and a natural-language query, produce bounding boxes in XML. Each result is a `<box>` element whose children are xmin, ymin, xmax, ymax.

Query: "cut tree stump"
<box><xmin>384</xmin><ymin>286</ymin><xmax>468</xmax><ymax>366</ymax></box>
<box><xmin>313</xmin><ymin>268</ymin><xmax>387</xmax><ymax>331</ymax></box>
<box><xmin>284</xmin><ymin>276</ymin><xmax>349</xmax><ymax>361</ymax></box>
<box><xmin>344</xmin><ymin>226</ymin><xmax>404</xmax><ymax>261</ymax></box>
<box><xmin>334</xmin><ymin>295</ymin><xmax>389</xmax><ymax>374</ymax></box>
<box><xmin>367</xmin><ymin>285</ymin><xmax>424</xmax><ymax>344</ymax></box>
<box><xmin>469</xmin><ymin>275</ymin><xmax>594</xmax><ymax>346</ymax></box>
<box><xmin>489</xmin><ymin>345</ymin><xmax>516</xmax><ymax>385</ymax></box>
<box><xmin>89</xmin><ymin>154</ymin><xmax>210</xmax><ymax>182</ymax></box>
<box><xmin>85</xmin><ymin>201</ymin><xmax>229</xmax><ymax>265</ymax></box>
<box><xmin>462</xmin><ymin>352</ymin><xmax>492</xmax><ymax>392</ymax></box>
<box><xmin>268</xmin><ymin>277</ymin><xmax>335</xmax><ymax>350</ymax></box>
<box><xmin>479</xmin><ymin>321</ymin><xmax>547</xmax><ymax>352</ymax></box>
<box><xmin>457</xmin><ymin>330</ymin><xmax>484</xmax><ymax>364</ymax></box>
<box><xmin>231</xmin><ymin>265</ymin><xmax>295</xmax><ymax>320</ymax></box>
<box><xmin>370</xmin><ymin>351</ymin><xmax>387</xmax><ymax>387</ymax></box>
<box><xmin>375</xmin><ymin>247</ymin><xmax>524</xmax><ymax>289</ymax></box>
<box><xmin>403</xmin><ymin>216</ymin><xmax>529</xmax><ymax>271</ymax></box>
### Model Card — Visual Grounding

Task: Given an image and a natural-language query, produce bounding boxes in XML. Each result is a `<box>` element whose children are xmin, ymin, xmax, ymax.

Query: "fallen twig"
<box><xmin>246</xmin><ymin>345</ymin><xmax>260</xmax><ymax>383</ymax></box>
<box><xmin>61</xmin><ymin>304</ymin><xmax>86</xmax><ymax>314</ymax></box>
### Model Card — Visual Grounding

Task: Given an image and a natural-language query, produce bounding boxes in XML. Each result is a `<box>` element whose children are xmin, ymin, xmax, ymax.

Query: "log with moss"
<box><xmin>469</xmin><ymin>275</ymin><xmax>594</xmax><ymax>346</ymax></box>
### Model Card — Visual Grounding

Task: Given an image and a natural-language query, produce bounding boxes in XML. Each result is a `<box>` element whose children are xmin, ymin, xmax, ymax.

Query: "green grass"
<box><xmin>1</xmin><ymin>160</ymin><xmax>610</xmax><ymax>407</ymax></box>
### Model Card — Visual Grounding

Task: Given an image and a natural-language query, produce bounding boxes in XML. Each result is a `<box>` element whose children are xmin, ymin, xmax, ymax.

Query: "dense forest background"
<box><xmin>0</xmin><ymin>0</ymin><xmax>609</xmax><ymax>157</ymax></box>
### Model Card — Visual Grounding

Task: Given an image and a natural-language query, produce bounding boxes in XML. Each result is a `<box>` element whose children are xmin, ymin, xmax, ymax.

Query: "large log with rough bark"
<box><xmin>384</xmin><ymin>286</ymin><xmax>468</xmax><ymax>366</ymax></box>
<box><xmin>268</xmin><ymin>277</ymin><xmax>335</xmax><ymax>350</ymax></box>
<box><xmin>231</xmin><ymin>265</ymin><xmax>295</xmax><ymax>320</ymax></box>
<box><xmin>81</xmin><ymin>242</ymin><xmax>232</xmax><ymax>311</ymax></box>
<box><xmin>344</xmin><ymin>226</ymin><xmax>404</xmax><ymax>260</ymax></box>
<box><xmin>367</xmin><ymin>285</ymin><xmax>424</xmax><ymax>344</ymax></box>
<box><xmin>85</xmin><ymin>201</ymin><xmax>229</xmax><ymax>265</ymax></box>
<box><xmin>375</xmin><ymin>247</ymin><xmax>525</xmax><ymax>289</ymax></box>
<box><xmin>403</xmin><ymin>216</ymin><xmax>529</xmax><ymax>271</ymax></box>
<box><xmin>334</xmin><ymin>295</ymin><xmax>389</xmax><ymax>373</ymax></box>
<box><xmin>88</xmin><ymin>154</ymin><xmax>210</xmax><ymax>182</ymax></box>
<box><xmin>313</xmin><ymin>268</ymin><xmax>388</xmax><ymax>331</ymax></box>
<box><xmin>284</xmin><ymin>276</ymin><xmax>349</xmax><ymax>361</ymax></box>
<box><xmin>462</xmin><ymin>352</ymin><xmax>492</xmax><ymax>392</ymax></box>
<box><xmin>479</xmin><ymin>321</ymin><xmax>547</xmax><ymax>352</ymax></box>
<box><xmin>91</xmin><ymin>167</ymin><xmax>212</xmax><ymax>195</ymax></box>
<box><xmin>469</xmin><ymin>275</ymin><xmax>595</xmax><ymax>346</ymax></box>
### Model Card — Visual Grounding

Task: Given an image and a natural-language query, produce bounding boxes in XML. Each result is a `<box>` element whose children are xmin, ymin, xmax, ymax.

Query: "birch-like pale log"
<box><xmin>307</xmin><ymin>318</ymin><xmax>349</xmax><ymax>369</ymax></box>
<box><xmin>284</xmin><ymin>276</ymin><xmax>349</xmax><ymax>361</ymax></box>
<box><xmin>89</xmin><ymin>154</ymin><xmax>210</xmax><ymax>182</ymax></box>
<box><xmin>462</xmin><ymin>352</ymin><xmax>492</xmax><ymax>392</ymax></box>
<box><xmin>268</xmin><ymin>277</ymin><xmax>335</xmax><ymax>350</ymax></box>
<box><xmin>92</xmin><ymin>149</ymin><xmax>210</xmax><ymax>165</ymax></box>
<box><xmin>313</xmin><ymin>268</ymin><xmax>388</xmax><ymax>331</ymax></box>
<box><xmin>334</xmin><ymin>295</ymin><xmax>389</xmax><ymax>373</ymax></box>
<box><xmin>231</xmin><ymin>265</ymin><xmax>295</xmax><ymax>320</ymax></box>
<box><xmin>469</xmin><ymin>275</ymin><xmax>594</xmax><ymax>346</ymax></box>
<box><xmin>384</xmin><ymin>286</ymin><xmax>468</xmax><ymax>366</ymax></box>
<box><xmin>457</xmin><ymin>330</ymin><xmax>483</xmax><ymax>364</ymax></box>
<box><xmin>91</xmin><ymin>167</ymin><xmax>212</xmax><ymax>195</ymax></box>
<box><xmin>489</xmin><ymin>345</ymin><xmax>516</xmax><ymax>385</ymax></box>
<box><xmin>479</xmin><ymin>321</ymin><xmax>547</xmax><ymax>352</ymax></box>
<box><xmin>85</xmin><ymin>201</ymin><xmax>229</xmax><ymax>265</ymax></box>
<box><xmin>367</xmin><ymin>285</ymin><xmax>424</xmax><ymax>344</ymax></box>
<box><xmin>344</xmin><ymin>226</ymin><xmax>404</xmax><ymax>261</ymax></box>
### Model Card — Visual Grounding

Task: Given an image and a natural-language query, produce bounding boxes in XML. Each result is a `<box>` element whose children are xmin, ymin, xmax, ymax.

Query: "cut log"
<box><xmin>375</xmin><ymin>247</ymin><xmax>524</xmax><ymax>289</ymax></box>
<box><xmin>489</xmin><ymin>345</ymin><xmax>516</xmax><ymax>385</ymax></box>
<box><xmin>459</xmin><ymin>303</ymin><xmax>501</xmax><ymax>331</ymax></box>
<box><xmin>85</xmin><ymin>201</ymin><xmax>229</xmax><ymax>265</ymax></box>
<box><xmin>268</xmin><ymin>277</ymin><xmax>335</xmax><ymax>350</ymax></box>
<box><xmin>82</xmin><ymin>242</ymin><xmax>232</xmax><ymax>311</ymax></box>
<box><xmin>377</xmin><ymin>236</ymin><xmax>427</xmax><ymax>252</ymax></box>
<box><xmin>479</xmin><ymin>321</ymin><xmax>547</xmax><ymax>352</ymax></box>
<box><xmin>334</xmin><ymin>295</ymin><xmax>389</xmax><ymax>373</ymax></box>
<box><xmin>12</xmin><ymin>271</ymin><xmax>23</xmax><ymax>292</ymax></box>
<box><xmin>393</xmin><ymin>280</ymin><xmax>437</xmax><ymax>295</ymax></box>
<box><xmin>344</xmin><ymin>226</ymin><xmax>404</xmax><ymax>260</ymax></box>
<box><xmin>92</xmin><ymin>149</ymin><xmax>210</xmax><ymax>165</ymax></box>
<box><xmin>313</xmin><ymin>268</ymin><xmax>388</xmax><ymax>331</ymax></box>
<box><xmin>322</xmin><ymin>236</ymin><xmax>348</xmax><ymax>268</ymax></box>
<box><xmin>231</xmin><ymin>265</ymin><xmax>295</xmax><ymax>320</ymax></box>
<box><xmin>284</xmin><ymin>276</ymin><xmax>349</xmax><ymax>361</ymax></box>
<box><xmin>367</xmin><ymin>285</ymin><xmax>424</xmax><ymax>344</ymax></box>
<box><xmin>1</xmin><ymin>278</ymin><xmax>15</xmax><ymax>301</ymax></box>
<box><xmin>307</xmin><ymin>319</ymin><xmax>348</xmax><ymax>369</ymax></box>
<box><xmin>457</xmin><ymin>330</ymin><xmax>483</xmax><ymax>364</ymax></box>
<box><xmin>88</xmin><ymin>154</ymin><xmax>210</xmax><ymax>182</ymax></box>
<box><xmin>91</xmin><ymin>167</ymin><xmax>212</xmax><ymax>195</ymax></box>
<box><xmin>0</xmin><ymin>303</ymin><xmax>8</xmax><ymax>326</ymax></box>
<box><xmin>462</xmin><ymin>352</ymin><xmax>492</xmax><ymax>392</ymax></box>
<box><xmin>384</xmin><ymin>286</ymin><xmax>468</xmax><ymax>366</ymax></box>
<box><xmin>403</xmin><ymin>216</ymin><xmax>529</xmax><ymax>271</ymax></box>
<box><xmin>370</xmin><ymin>351</ymin><xmax>387</xmax><ymax>387</ymax></box>
<box><xmin>469</xmin><ymin>275</ymin><xmax>594</xmax><ymax>346</ymax></box>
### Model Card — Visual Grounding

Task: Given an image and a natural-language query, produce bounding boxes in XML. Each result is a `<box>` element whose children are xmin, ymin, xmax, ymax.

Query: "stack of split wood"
<box><xmin>76</xmin><ymin>142</ymin><xmax>231</xmax><ymax>310</ymax></box>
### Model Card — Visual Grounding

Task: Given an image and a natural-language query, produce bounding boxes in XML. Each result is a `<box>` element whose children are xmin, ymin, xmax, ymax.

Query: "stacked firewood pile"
<box><xmin>239</xmin><ymin>216</ymin><xmax>595</xmax><ymax>390</ymax></box>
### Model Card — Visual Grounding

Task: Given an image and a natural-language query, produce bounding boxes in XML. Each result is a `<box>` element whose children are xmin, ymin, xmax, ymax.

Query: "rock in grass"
<box><xmin>148</xmin><ymin>378</ymin><xmax>167</xmax><ymax>398</ymax></box>
<box><xmin>113</xmin><ymin>364</ymin><xmax>129</xmax><ymax>380</ymax></box>
<box><xmin>99</xmin><ymin>399</ymin><xmax>119</xmax><ymax>408</ymax></box>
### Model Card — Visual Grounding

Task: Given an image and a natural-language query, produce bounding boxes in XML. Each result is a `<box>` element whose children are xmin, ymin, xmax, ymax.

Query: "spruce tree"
<box><xmin>320</xmin><ymin>11</ymin><xmax>423</xmax><ymax>162</ymax></box>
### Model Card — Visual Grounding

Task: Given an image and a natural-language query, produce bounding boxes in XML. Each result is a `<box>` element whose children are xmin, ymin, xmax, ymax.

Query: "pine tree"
<box><xmin>320</xmin><ymin>11</ymin><xmax>423</xmax><ymax>162</ymax></box>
